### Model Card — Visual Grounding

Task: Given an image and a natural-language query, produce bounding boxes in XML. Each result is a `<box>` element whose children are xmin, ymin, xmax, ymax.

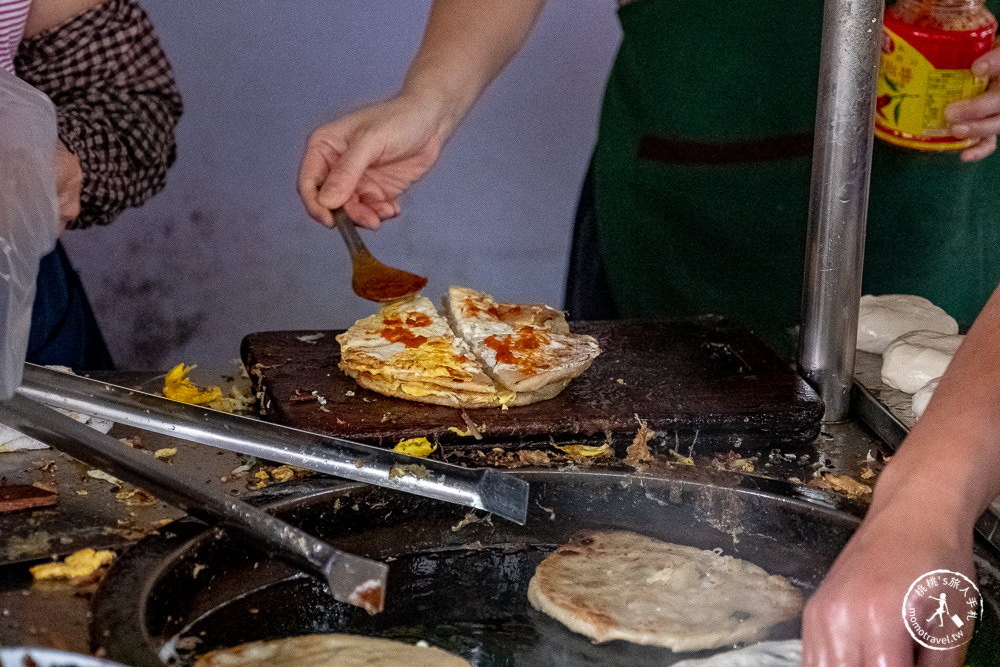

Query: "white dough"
<box><xmin>881</xmin><ymin>331</ymin><xmax>963</xmax><ymax>394</ymax></box>
<box><xmin>193</xmin><ymin>634</ymin><xmax>469</xmax><ymax>666</ymax></box>
<box><xmin>673</xmin><ymin>639</ymin><xmax>801</xmax><ymax>666</ymax></box>
<box><xmin>857</xmin><ymin>294</ymin><xmax>958</xmax><ymax>354</ymax></box>
<box><xmin>911</xmin><ymin>377</ymin><xmax>940</xmax><ymax>418</ymax></box>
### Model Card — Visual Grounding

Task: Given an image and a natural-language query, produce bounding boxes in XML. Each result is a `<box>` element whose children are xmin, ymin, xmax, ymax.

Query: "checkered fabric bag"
<box><xmin>15</xmin><ymin>0</ymin><xmax>183</xmax><ymax>229</ymax></box>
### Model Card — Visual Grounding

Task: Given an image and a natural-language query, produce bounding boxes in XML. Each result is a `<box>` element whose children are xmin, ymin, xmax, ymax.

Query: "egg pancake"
<box><xmin>336</xmin><ymin>296</ymin><xmax>500</xmax><ymax>407</ymax></box>
<box><xmin>444</xmin><ymin>286</ymin><xmax>602</xmax><ymax>393</ymax></box>
<box><xmin>337</xmin><ymin>289</ymin><xmax>600</xmax><ymax>408</ymax></box>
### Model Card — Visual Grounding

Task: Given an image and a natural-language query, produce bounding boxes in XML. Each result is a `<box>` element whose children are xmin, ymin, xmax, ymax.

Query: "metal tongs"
<box><xmin>1</xmin><ymin>364</ymin><xmax>530</xmax><ymax>614</ymax></box>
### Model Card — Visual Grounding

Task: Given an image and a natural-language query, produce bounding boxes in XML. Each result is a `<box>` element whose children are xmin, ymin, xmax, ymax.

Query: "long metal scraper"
<box><xmin>17</xmin><ymin>363</ymin><xmax>529</xmax><ymax>525</ymax></box>
<box><xmin>0</xmin><ymin>394</ymin><xmax>388</xmax><ymax>613</ymax></box>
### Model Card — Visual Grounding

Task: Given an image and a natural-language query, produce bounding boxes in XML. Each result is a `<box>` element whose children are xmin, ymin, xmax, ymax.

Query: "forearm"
<box><xmin>54</xmin><ymin>140</ymin><xmax>82</xmax><ymax>228</ymax></box>
<box><xmin>870</xmin><ymin>284</ymin><xmax>1000</xmax><ymax>530</ymax></box>
<box><xmin>23</xmin><ymin>0</ymin><xmax>106</xmax><ymax>37</ymax></box>
<box><xmin>401</xmin><ymin>0</ymin><xmax>547</xmax><ymax>131</ymax></box>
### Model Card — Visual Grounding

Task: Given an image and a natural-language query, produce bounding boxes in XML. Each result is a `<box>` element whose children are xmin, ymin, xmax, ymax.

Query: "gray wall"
<box><xmin>61</xmin><ymin>1</ymin><xmax>621</xmax><ymax>369</ymax></box>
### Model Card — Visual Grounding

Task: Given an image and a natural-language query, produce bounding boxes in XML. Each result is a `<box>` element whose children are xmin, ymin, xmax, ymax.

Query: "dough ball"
<box><xmin>881</xmin><ymin>331</ymin><xmax>963</xmax><ymax>394</ymax></box>
<box><xmin>857</xmin><ymin>294</ymin><xmax>958</xmax><ymax>355</ymax></box>
<box><xmin>911</xmin><ymin>377</ymin><xmax>940</xmax><ymax>418</ymax></box>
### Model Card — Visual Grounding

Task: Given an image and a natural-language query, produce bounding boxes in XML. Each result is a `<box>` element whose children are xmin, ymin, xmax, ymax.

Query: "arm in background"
<box><xmin>802</xmin><ymin>284</ymin><xmax>1000</xmax><ymax>665</ymax></box>
<box><xmin>298</xmin><ymin>0</ymin><xmax>547</xmax><ymax>228</ymax></box>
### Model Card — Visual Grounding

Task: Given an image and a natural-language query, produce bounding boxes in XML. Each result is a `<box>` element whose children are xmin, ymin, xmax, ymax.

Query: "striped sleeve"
<box><xmin>0</xmin><ymin>0</ymin><xmax>31</xmax><ymax>72</ymax></box>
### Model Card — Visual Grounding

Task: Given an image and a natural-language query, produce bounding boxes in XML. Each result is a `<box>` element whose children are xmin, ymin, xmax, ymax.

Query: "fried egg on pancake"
<box><xmin>445</xmin><ymin>286</ymin><xmax>602</xmax><ymax>393</ymax></box>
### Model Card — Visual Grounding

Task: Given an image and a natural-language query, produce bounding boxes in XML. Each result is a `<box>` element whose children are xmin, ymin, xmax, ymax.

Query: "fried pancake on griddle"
<box><xmin>527</xmin><ymin>530</ymin><xmax>803</xmax><ymax>651</ymax></box>
<box><xmin>444</xmin><ymin>286</ymin><xmax>602</xmax><ymax>394</ymax></box>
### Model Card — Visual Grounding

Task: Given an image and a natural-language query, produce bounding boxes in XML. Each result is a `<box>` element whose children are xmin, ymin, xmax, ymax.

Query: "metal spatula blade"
<box><xmin>333</xmin><ymin>208</ymin><xmax>427</xmax><ymax>302</ymax></box>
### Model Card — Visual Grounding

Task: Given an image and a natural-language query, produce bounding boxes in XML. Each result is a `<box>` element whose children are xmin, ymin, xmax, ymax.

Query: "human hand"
<box><xmin>946</xmin><ymin>45</ymin><xmax>1000</xmax><ymax>161</ymax></box>
<box><xmin>54</xmin><ymin>140</ymin><xmax>81</xmax><ymax>229</ymax></box>
<box><xmin>802</xmin><ymin>499</ymin><xmax>975</xmax><ymax>666</ymax></box>
<box><xmin>298</xmin><ymin>93</ymin><xmax>455</xmax><ymax>229</ymax></box>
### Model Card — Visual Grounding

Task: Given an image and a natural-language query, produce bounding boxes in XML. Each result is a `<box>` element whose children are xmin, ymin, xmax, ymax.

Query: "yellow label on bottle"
<box><xmin>875</xmin><ymin>27</ymin><xmax>988</xmax><ymax>150</ymax></box>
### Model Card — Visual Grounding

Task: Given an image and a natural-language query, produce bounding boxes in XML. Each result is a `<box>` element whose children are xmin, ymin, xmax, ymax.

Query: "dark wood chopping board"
<box><xmin>241</xmin><ymin>318</ymin><xmax>823</xmax><ymax>452</ymax></box>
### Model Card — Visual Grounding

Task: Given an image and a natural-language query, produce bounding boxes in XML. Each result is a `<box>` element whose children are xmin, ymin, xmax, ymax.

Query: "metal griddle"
<box><xmin>90</xmin><ymin>467</ymin><xmax>1000</xmax><ymax>666</ymax></box>
<box><xmin>241</xmin><ymin>319</ymin><xmax>824</xmax><ymax>451</ymax></box>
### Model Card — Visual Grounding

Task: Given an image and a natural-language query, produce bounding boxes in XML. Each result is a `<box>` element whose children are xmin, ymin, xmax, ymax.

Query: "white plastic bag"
<box><xmin>0</xmin><ymin>69</ymin><xmax>61</xmax><ymax>399</ymax></box>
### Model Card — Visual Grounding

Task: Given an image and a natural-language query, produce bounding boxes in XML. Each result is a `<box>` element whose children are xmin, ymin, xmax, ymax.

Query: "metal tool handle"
<box><xmin>18</xmin><ymin>364</ymin><xmax>528</xmax><ymax>525</ymax></box>
<box><xmin>0</xmin><ymin>394</ymin><xmax>387</xmax><ymax>613</ymax></box>
<box><xmin>333</xmin><ymin>208</ymin><xmax>371</xmax><ymax>261</ymax></box>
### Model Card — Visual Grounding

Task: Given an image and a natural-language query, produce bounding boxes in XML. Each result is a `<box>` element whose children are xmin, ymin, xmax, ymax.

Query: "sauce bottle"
<box><xmin>875</xmin><ymin>0</ymin><xmax>997</xmax><ymax>151</ymax></box>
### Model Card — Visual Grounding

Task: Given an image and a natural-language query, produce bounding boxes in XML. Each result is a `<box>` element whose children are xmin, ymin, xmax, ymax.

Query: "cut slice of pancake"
<box><xmin>193</xmin><ymin>633</ymin><xmax>470</xmax><ymax>666</ymax></box>
<box><xmin>527</xmin><ymin>530</ymin><xmax>803</xmax><ymax>651</ymax></box>
<box><xmin>336</xmin><ymin>295</ymin><xmax>498</xmax><ymax>407</ymax></box>
<box><xmin>444</xmin><ymin>286</ymin><xmax>602</xmax><ymax>393</ymax></box>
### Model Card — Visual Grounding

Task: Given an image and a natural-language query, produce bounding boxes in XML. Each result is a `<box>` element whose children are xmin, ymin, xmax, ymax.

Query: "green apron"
<box><xmin>592</xmin><ymin>0</ymin><xmax>1000</xmax><ymax>352</ymax></box>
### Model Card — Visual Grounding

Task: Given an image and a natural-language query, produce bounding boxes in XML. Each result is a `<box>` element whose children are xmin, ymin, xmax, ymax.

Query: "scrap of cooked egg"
<box><xmin>820</xmin><ymin>472</ymin><xmax>872</xmax><ymax>498</ymax></box>
<box><xmin>163</xmin><ymin>363</ymin><xmax>256</xmax><ymax>413</ymax></box>
<box><xmin>163</xmin><ymin>363</ymin><xmax>224</xmax><ymax>405</ymax></box>
<box><xmin>393</xmin><ymin>437</ymin><xmax>437</xmax><ymax>457</ymax></box>
<box><xmin>669</xmin><ymin>449</ymin><xmax>695</xmax><ymax>466</ymax></box>
<box><xmin>30</xmin><ymin>548</ymin><xmax>114</xmax><ymax>581</ymax></box>
<box><xmin>551</xmin><ymin>442</ymin><xmax>611</xmax><ymax>458</ymax></box>
<box><xmin>270</xmin><ymin>465</ymin><xmax>296</xmax><ymax>482</ymax></box>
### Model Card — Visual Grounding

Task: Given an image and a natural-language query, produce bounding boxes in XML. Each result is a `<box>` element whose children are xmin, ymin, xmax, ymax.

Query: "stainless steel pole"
<box><xmin>798</xmin><ymin>0</ymin><xmax>884</xmax><ymax>422</ymax></box>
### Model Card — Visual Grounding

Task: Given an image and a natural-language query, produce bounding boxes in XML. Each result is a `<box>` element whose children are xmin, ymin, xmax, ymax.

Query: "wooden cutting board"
<box><xmin>240</xmin><ymin>318</ymin><xmax>823</xmax><ymax>452</ymax></box>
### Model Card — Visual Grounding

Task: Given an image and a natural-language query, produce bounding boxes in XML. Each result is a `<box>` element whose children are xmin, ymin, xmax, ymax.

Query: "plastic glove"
<box><xmin>0</xmin><ymin>69</ymin><xmax>62</xmax><ymax>399</ymax></box>
<box><xmin>298</xmin><ymin>92</ymin><xmax>455</xmax><ymax>229</ymax></box>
